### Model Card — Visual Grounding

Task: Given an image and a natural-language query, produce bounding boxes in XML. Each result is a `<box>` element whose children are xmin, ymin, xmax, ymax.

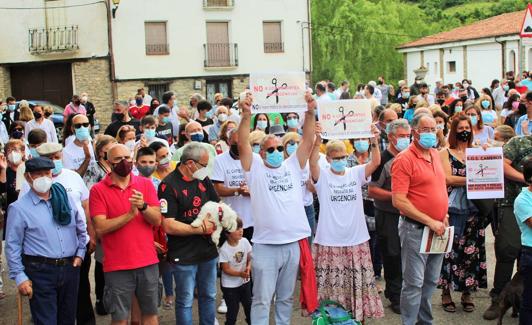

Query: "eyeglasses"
<box><xmin>331</xmin><ymin>156</ymin><xmax>347</xmax><ymax>161</ymax></box>
<box><xmin>194</xmin><ymin>160</ymin><xmax>208</xmax><ymax>168</ymax></box>
<box><xmin>417</xmin><ymin>127</ymin><xmax>437</xmax><ymax>133</ymax></box>
<box><xmin>265</xmin><ymin>146</ymin><xmax>284</xmax><ymax>154</ymax></box>
<box><xmin>73</xmin><ymin>123</ymin><xmax>90</xmax><ymax>129</ymax></box>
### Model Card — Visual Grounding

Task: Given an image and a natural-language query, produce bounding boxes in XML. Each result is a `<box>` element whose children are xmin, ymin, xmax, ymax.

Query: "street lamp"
<box><xmin>112</xmin><ymin>0</ymin><xmax>120</xmax><ymax>19</ymax></box>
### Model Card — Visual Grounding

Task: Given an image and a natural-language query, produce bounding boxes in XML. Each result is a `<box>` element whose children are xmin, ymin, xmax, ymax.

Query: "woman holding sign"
<box><xmin>309</xmin><ymin>129</ymin><xmax>384</xmax><ymax>322</ymax></box>
<box><xmin>437</xmin><ymin>113</ymin><xmax>487</xmax><ymax>313</ymax></box>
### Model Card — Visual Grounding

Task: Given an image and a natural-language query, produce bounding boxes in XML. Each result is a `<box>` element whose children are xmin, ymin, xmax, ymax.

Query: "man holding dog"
<box><xmin>159</xmin><ymin>142</ymin><xmax>219</xmax><ymax>324</ymax></box>
<box><xmin>237</xmin><ymin>92</ymin><xmax>316</xmax><ymax>324</ymax></box>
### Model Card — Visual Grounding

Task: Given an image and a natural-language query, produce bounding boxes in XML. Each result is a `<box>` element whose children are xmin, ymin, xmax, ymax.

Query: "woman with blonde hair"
<box><xmin>18</xmin><ymin>100</ymin><xmax>34</xmax><ymax>124</ymax></box>
<box><xmin>215</xmin><ymin>120</ymin><xmax>237</xmax><ymax>154</ymax></box>
<box><xmin>476</xmin><ymin>94</ymin><xmax>497</xmax><ymax>128</ymax></box>
<box><xmin>115</xmin><ymin>125</ymin><xmax>137</xmax><ymax>153</ymax></box>
<box><xmin>248</xmin><ymin>130</ymin><xmax>266</xmax><ymax>154</ymax></box>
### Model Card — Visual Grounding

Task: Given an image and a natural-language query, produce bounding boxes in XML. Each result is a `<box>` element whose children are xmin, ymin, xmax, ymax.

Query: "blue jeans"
<box><xmin>24</xmin><ymin>260</ymin><xmax>80</xmax><ymax>325</ymax></box>
<box><xmin>520</xmin><ymin>246</ymin><xmax>532</xmax><ymax>325</ymax></box>
<box><xmin>305</xmin><ymin>204</ymin><xmax>315</xmax><ymax>243</ymax></box>
<box><xmin>170</xmin><ymin>257</ymin><xmax>218</xmax><ymax>325</ymax></box>
<box><xmin>162</xmin><ymin>269</ymin><xmax>174</xmax><ymax>297</ymax></box>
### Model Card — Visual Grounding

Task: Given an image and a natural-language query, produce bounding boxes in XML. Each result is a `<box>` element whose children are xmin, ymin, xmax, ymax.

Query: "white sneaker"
<box><xmin>214</xmin><ymin>318</ymin><xmax>219</xmax><ymax>325</ymax></box>
<box><xmin>217</xmin><ymin>299</ymin><xmax>227</xmax><ymax>314</ymax></box>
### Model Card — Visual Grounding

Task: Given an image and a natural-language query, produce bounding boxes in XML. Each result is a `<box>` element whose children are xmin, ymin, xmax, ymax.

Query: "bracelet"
<box><xmin>201</xmin><ymin>222</ymin><xmax>206</xmax><ymax>234</ymax></box>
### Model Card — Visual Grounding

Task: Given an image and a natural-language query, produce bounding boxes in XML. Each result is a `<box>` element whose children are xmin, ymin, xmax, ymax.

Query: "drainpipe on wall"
<box><xmin>495</xmin><ymin>38</ymin><xmax>506</xmax><ymax>79</ymax></box>
<box><xmin>105</xmin><ymin>0</ymin><xmax>118</xmax><ymax>101</ymax></box>
<box><xmin>307</xmin><ymin>0</ymin><xmax>312</xmax><ymax>77</ymax></box>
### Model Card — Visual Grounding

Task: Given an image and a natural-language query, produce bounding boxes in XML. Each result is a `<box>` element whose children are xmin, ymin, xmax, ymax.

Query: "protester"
<box><xmin>2</xmin><ymin>96</ymin><xmax>18</xmax><ymax>131</ymax></box>
<box><xmin>515</xmin><ymin>91</ymin><xmax>532</xmax><ymax>136</ymax></box>
<box><xmin>252</xmin><ymin>113</ymin><xmax>270</xmax><ymax>134</ymax></box>
<box><xmin>196</xmin><ymin>100</ymin><xmax>214</xmax><ymax>128</ymax></box>
<box><xmin>90</xmin><ymin>144</ymin><xmax>161</xmax><ymax>325</ymax></box>
<box><xmin>214</xmin><ymin>120</ymin><xmax>237</xmax><ymax>154</ymax></box>
<box><xmin>138</xmin><ymin>115</ymin><xmax>169</xmax><ymax>149</ymax></box>
<box><xmin>149</xmin><ymin>141</ymin><xmax>176</xmax><ymax>181</ymax></box>
<box><xmin>104</xmin><ymin>100</ymin><xmax>141</xmax><ymax>137</ymax></box>
<box><xmin>63</xmin><ymin>95</ymin><xmax>86</xmax><ymax>123</ymax></box>
<box><xmin>477</xmin><ymin>95</ymin><xmax>497</xmax><ymax>128</ymax></box>
<box><xmin>63</xmin><ymin>114</ymin><xmax>95</xmax><ymax>176</ymax></box>
<box><xmin>116</xmin><ymin>125</ymin><xmax>137</xmax><ymax>154</ymax></box>
<box><xmin>129</xmin><ymin>94</ymin><xmax>150</xmax><ymax>120</ymax></box>
<box><xmin>171</xmin><ymin>121</ymin><xmax>216</xmax><ymax>176</ymax></box>
<box><xmin>392</xmin><ymin>114</ymin><xmax>449</xmax><ymax>324</ymax></box>
<box><xmin>18</xmin><ymin>100</ymin><xmax>34</xmax><ymax>124</ymax></box>
<box><xmin>156</xmin><ymin>106</ymin><xmax>174</xmax><ymax>145</ymax></box>
<box><xmin>80</xmin><ymin>92</ymin><xmax>96</xmax><ymax>129</ymax></box>
<box><xmin>365</xmin><ymin>84</ymin><xmax>380</xmax><ymax>110</ymax></box>
<box><xmin>25</xmin><ymin>105</ymin><xmax>58</xmax><ymax>143</ymax></box>
<box><xmin>6</xmin><ymin>157</ymin><xmax>88</xmax><ymax>324</ymax></box>
<box><xmin>377</xmin><ymin>109</ymin><xmax>398</xmax><ymax>151</ymax></box>
<box><xmin>208</xmin><ymin>105</ymin><xmax>229</xmax><ymax>142</ymax></box>
<box><xmin>1</xmin><ymin>140</ymin><xmax>26</xmax><ymax>242</ymax></box>
<box><xmin>464</xmin><ymin>106</ymin><xmax>494</xmax><ymax>146</ymax></box>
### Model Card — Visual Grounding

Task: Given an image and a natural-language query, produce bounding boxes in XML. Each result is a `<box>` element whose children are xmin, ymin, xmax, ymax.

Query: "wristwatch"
<box><xmin>233</xmin><ymin>191</ymin><xmax>240</xmax><ymax>197</ymax></box>
<box><xmin>139</xmin><ymin>203</ymin><xmax>148</xmax><ymax>211</ymax></box>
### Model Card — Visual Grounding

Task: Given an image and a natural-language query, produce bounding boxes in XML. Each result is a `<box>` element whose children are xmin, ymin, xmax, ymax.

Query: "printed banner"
<box><xmin>420</xmin><ymin>226</ymin><xmax>454</xmax><ymax>254</ymax></box>
<box><xmin>250</xmin><ymin>72</ymin><xmax>307</xmax><ymax>113</ymax></box>
<box><xmin>465</xmin><ymin>147</ymin><xmax>505</xmax><ymax>199</ymax></box>
<box><xmin>318</xmin><ymin>99</ymin><xmax>372</xmax><ymax>139</ymax></box>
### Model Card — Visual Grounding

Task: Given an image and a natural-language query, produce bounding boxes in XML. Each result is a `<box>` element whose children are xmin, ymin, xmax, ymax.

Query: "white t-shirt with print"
<box><xmin>245</xmin><ymin>154</ymin><xmax>311</xmax><ymax>244</ymax></box>
<box><xmin>62</xmin><ymin>140</ymin><xmax>95</xmax><ymax>170</ymax></box>
<box><xmin>314</xmin><ymin>164</ymin><xmax>370</xmax><ymax>247</ymax></box>
<box><xmin>219</xmin><ymin>238</ymin><xmax>252</xmax><ymax>288</ymax></box>
<box><xmin>211</xmin><ymin>151</ymin><xmax>253</xmax><ymax>228</ymax></box>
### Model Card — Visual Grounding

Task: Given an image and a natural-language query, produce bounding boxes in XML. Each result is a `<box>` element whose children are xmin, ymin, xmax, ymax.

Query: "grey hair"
<box><xmin>114</xmin><ymin>100</ymin><xmax>129</xmax><ymax>107</ymax></box>
<box><xmin>191</xmin><ymin>93</ymin><xmax>205</xmax><ymax>101</ymax></box>
<box><xmin>387</xmin><ymin>118</ymin><xmax>411</xmax><ymax>135</ymax></box>
<box><xmin>411</xmin><ymin>113</ymin><xmax>434</xmax><ymax>129</ymax></box>
<box><xmin>180</xmin><ymin>142</ymin><xmax>208</xmax><ymax>164</ymax></box>
<box><xmin>260</xmin><ymin>134</ymin><xmax>280</xmax><ymax>150</ymax></box>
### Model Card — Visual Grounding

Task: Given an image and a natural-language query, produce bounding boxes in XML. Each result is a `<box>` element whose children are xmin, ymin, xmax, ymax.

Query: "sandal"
<box><xmin>442</xmin><ymin>293</ymin><xmax>456</xmax><ymax>313</ymax></box>
<box><xmin>461</xmin><ymin>294</ymin><xmax>475</xmax><ymax>312</ymax></box>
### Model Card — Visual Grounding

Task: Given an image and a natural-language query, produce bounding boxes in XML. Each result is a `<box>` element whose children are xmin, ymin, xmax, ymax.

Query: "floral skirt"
<box><xmin>438</xmin><ymin>213</ymin><xmax>488</xmax><ymax>292</ymax></box>
<box><xmin>312</xmin><ymin>241</ymin><xmax>384</xmax><ymax>321</ymax></box>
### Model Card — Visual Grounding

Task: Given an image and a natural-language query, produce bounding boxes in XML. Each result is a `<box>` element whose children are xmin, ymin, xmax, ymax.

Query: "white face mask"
<box><xmin>81</xmin><ymin>95</ymin><xmax>88</xmax><ymax>102</ymax></box>
<box><xmin>192</xmin><ymin>166</ymin><xmax>209</xmax><ymax>181</ymax></box>
<box><xmin>8</xmin><ymin>151</ymin><xmax>22</xmax><ymax>165</ymax></box>
<box><xmin>217</xmin><ymin>113</ymin><xmax>228</xmax><ymax>122</ymax></box>
<box><xmin>32</xmin><ymin>176</ymin><xmax>53</xmax><ymax>193</ymax></box>
<box><xmin>125</xmin><ymin>140</ymin><xmax>136</xmax><ymax>152</ymax></box>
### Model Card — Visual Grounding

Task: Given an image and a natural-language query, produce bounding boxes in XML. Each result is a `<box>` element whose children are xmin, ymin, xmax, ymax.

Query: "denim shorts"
<box><xmin>103</xmin><ymin>263</ymin><xmax>159</xmax><ymax>321</ymax></box>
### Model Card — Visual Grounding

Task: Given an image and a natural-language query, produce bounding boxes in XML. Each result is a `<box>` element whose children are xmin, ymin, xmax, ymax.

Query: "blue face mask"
<box><xmin>482</xmin><ymin>112</ymin><xmax>495</xmax><ymax>123</ymax></box>
<box><xmin>52</xmin><ymin>159</ymin><xmax>63</xmax><ymax>175</ymax></box>
<box><xmin>75</xmin><ymin>126</ymin><xmax>90</xmax><ymax>141</ymax></box>
<box><xmin>503</xmin><ymin>85</ymin><xmax>509</xmax><ymax>91</ymax></box>
<box><xmin>418</xmin><ymin>132</ymin><xmax>437</xmax><ymax>149</ymax></box>
<box><xmin>395</xmin><ymin>137</ymin><xmax>410</xmax><ymax>151</ymax></box>
<box><xmin>330</xmin><ymin>158</ymin><xmax>347</xmax><ymax>173</ymax></box>
<box><xmin>0</xmin><ymin>113</ymin><xmax>3</xmax><ymax>120</ymax></box>
<box><xmin>265</xmin><ymin>150</ymin><xmax>284</xmax><ymax>167</ymax></box>
<box><xmin>257</xmin><ymin>120</ymin><xmax>267</xmax><ymax>130</ymax></box>
<box><xmin>252</xmin><ymin>144</ymin><xmax>261</xmax><ymax>154</ymax></box>
<box><xmin>190</xmin><ymin>132</ymin><xmax>204</xmax><ymax>142</ymax></box>
<box><xmin>454</xmin><ymin>106</ymin><xmax>463</xmax><ymax>113</ymax></box>
<box><xmin>29</xmin><ymin>147</ymin><xmax>40</xmax><ymax>158</ymax></box>
<box><xmin>287</xmin><ymin>118</ymin><xmax>299</xmax><ymax>129</ymax></box>
<box><xmin>354</xmin><ymin>140</ymin><xmax>369</xmax><ymax>153</ymax></box>
<box><xmin>286</xmin><ymin>143</ymin><xmax>298</xmax><ymax>156</ymax></box>
<box><xmin>470</xmin><ymin>115</ymin><xmax>478</xmax><ymax>126</ymax></box>
<box><xmin>8</xmin><ymin>104</ymin><xmax>15</xmax><ymax>112</ymax></box>
<box><xmin>135</xmin><ymin>98</ymin><xmax>143</xmax><ymax>106</ymax></box>
<box><xmin>162</xmin><ymin>116</ymin><xmax>170</xmax><ymax>124</ymax></box>
<box><xmin>481</xmin><ymin>100</ymin><xmax>491</xmax><ymax>109</ymax></box>
<box><xmin>144</xmin><ymin>128</ymin><xmax>156</xmax><ymax>139</ymax></box>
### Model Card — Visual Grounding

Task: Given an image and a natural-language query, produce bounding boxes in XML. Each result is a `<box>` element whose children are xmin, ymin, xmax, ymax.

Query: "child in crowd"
<box><xmin>219</xmin><ymin>217</ymin><xmax>252</xmax><ymax>325</ymax></box>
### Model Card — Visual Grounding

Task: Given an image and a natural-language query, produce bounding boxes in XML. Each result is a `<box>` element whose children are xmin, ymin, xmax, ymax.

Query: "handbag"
<box><xmin>448</xmin><ymin>186</ymin><xmax>478</xmax><ymax>215</ymax></box>
<box><xmin>311</xmin><ymin>300</ymin><xmax>362</xmax><ymax>325</ymax></box>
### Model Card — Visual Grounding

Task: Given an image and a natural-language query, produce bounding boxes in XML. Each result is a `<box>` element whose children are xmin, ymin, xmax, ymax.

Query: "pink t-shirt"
<box><xmin>64</xmin><ymin>103</ymin><xmax>87</xmax><ymax>117</ymax></box>
<box><xmin>89</xmin><ymin>173</ymin><xmax>159</xmax><ymax>272</ymax></box>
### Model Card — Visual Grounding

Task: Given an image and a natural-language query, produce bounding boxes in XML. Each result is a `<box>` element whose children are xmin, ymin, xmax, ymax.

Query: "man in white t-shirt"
<box><xmin>237</xmin><ymin>92</ymin><xmax>316</xmax><ymax>324</ymax></box>
<box><xmin>62</xmin><ymin>114</ymin><xmax>95</xmax><ymax>177</ymax></box>
<box><xmin>212</xmin><ymin>128</ymin><xmax>253</xmax><ymax>240</ymax></box>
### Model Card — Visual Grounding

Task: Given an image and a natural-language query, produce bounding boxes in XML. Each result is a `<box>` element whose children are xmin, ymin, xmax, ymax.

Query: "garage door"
<box><xmin>10</xmin><ymin>62</ymin><xmax>73</xmax><ymax>106</ymax></box>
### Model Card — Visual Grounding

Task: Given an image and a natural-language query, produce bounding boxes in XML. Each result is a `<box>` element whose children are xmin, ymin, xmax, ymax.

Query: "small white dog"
<box><xmin>190</xmin><ymin>201</ymin><xmax>238</xmax><ymax>246</ymax></box>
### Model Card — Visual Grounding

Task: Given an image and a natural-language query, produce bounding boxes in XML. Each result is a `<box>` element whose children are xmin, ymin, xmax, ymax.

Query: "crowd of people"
<box><xmin>0</xmin><ymin>73</ymin><xmax>530</xmax><ymax>325</ymax></box>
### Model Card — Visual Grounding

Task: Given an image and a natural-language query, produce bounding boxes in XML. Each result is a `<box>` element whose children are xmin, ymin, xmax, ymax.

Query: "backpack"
<box><xmin>311</xmin><ymin>300</ymin><xmax>362</xmax><ymax>325</ymax></box>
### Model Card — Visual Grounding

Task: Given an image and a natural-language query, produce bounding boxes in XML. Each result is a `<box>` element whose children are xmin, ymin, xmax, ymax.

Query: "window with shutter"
<box><xmin>263</xmin><ymin>22</ymin><xmax>283</xmax><ymax>53</ymax></box>
<box><xmin>145</xmin><ymin>22</ymin><xmax>169</xmax><ymax>55</ymax></box>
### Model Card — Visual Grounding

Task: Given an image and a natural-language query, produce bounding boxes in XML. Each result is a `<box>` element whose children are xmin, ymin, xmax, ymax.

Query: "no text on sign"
<box><xmin>318</xmin><ymin>99</ymin><xmax>372</xmax><ymax>140</ymax></box>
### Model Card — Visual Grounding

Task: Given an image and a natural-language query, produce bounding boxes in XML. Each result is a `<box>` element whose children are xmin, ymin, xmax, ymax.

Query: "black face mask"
<box><xmin>112</xmin><ymin>112</ymin><xmax>124</xmax><ymax>121</ymax></box>
<box><xmin>230</xmin><ymin>143</ymin><xmax>239</xmax><ymax>157</ymax></box>
<box><xmin>44</xmin><ymin>112</ymin><xmax>51</xmax><ymax>118</ymax></box>
<box><xmin>456</xmin><ymin>130</ymin><xmax>471</xmax><ymax>142</ymax></box>
<box><xmin>33</xmin><ymin>112</ymin><xmax>42</xmax><ymax>119</ymax></box>
<box><xmin>11</xmin><ymin>130</ymin><xmax>23</xmax><ymax>139</ymax></box>
<box><xmin>437</xmin><ymin>99</ymin><xmax>445</xmax><ymax>106</ymax></box>
<box><xmin>74</xmin><ymin>100</ymin><xmax>81</xmax><ymax>106</ymax></box>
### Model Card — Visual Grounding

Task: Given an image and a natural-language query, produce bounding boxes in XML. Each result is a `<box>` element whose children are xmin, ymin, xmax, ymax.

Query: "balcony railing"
<box><xmin>146</xmin><ymin>43</ymin><xmax>169</xmax><ymax>55</ymax></box>
<box><xmin>203</xmin><ymin>0</ymin><xmax>234</xmax><ymax>8</ymax></box>
<box><xmin>29</xmin><ymin>26</ymin><xmax>79</xmax><ymax>54</ymax></box>
<box><xmin>264</xmin><ymin>42</ymin><xmax>284</xmax><ymax>53</ymax></box>
<box><xmin>204</xmin><ymin>43</ymin><xmax>238</xmax><ymax>68</ymax></box>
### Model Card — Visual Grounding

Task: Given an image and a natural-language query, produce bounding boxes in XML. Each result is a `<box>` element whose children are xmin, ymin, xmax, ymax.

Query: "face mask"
<box><xmin>125</xmin><ymin>140</ymin><xmax>136</xmax><ymax>152</ymax></box>
<box><xmin>81</xmin><ymin>95</ymin><xmax>88</xmax><ymax>102</ymax></box>
<box><xmin>395</xmin><ymin>137</ymin><xmax>410</xmax><ymax>151</ymax></box>
<box><xmin>144</xmin><ymin>129</ymin><xmax>156</xmax><ymax>140</ymax></box>
<box><xmin>354</xmin><ymin>140</ymin><xmax>369</xmax><ymax>153</ymax></box>
<box><xmin>192</xmin><ymin>164</ymin><xmax>209</xmax><ymax>181</ymax></box>
<box><xmin>158</xmin><ymin>156</ymin><xmax>170</xmax><ymax>168</ymax></box>
<box><xmin>436</xmin><ymin>123</ymin><xmax>445</xmax><ymax>131</ymax></box>
<box><xmin>230</xmin><ymin>143</ymin><xmax>239</xmax><ymax>157</ymax></box>
<box><xmin>33</xmin><ymin>112</ymin><xmax>42</xmax><ymax>119</ymax></box>
<box><xmin>265</xmin><ymin>150</ymin><xmax>284</xmax><ymax>167</ymax></box>
<box><xmin>52</xmin><ymin>159</ymin><xmax>63</xmax><ymax>175</ymax></box>
<box><xmin>252</xmin><ymin>144</ymin><xmax>260</xmax><ymax>154</ymax></box>
<box><xmin>470</xmin><ymin>116</ymin><xmax>478</xmax><ymax>126</ymax></box>
<box><xmin>44</xmin><ymin>112</ymin><xmax>51</xmax><ymax>118</ymax></box>
<box><xmin>75</xmin><ymin>126</ymin><xmax>90</xmax><ymax>141</ymax></box>
<box><xmin>74</xmin><ymin>100</ymin><xmax>81</xmax><ymax>106</ymax></box>
<box><xmin>8</xmin><ymin>104</ymin><xmax>15</xmax><ymax>112</ymax></box>
<box><xmin>503</xmin><ymin>85</ymin><xmax>510</xmax><ymax>91</ymax></box>
<box><xmin>481</xmin><ymin>100</ymin><xmax>491</xmax><ymax>109</ymax></box>
<box><xmin>460</xmin><ymin>96</ymin><xmax>468</xmax><ymax>103</ymax></box>
<box><xmin>286</xmin><ymin>143</ymin><xmax>298</xmax><ymax>156</ymax></box>
<box><xmin>287</xmin><ymin>118</ymin><xmax>299</xmax><ymax>129</ymax></box>
<box><xmin>32</xmin><ymin>176</ymin><xmax>53</xmax><ymax>194</ymax></box>
<box><xmin>8</xmin><ymin>151</ymin><xmax>22</xmax><ymax>165</ymax></box>
<box><xmin>0</xmin><ymin>112</ymin><xmax>3</xmax><ymax>120</ymax></box>
<box><xmin>190</xmin><ymin>132</ymin><xmax>204</xmax><ymax>142</ymax></box>
<box><xmin>257</xmin><ymin>120</ymin><xmax>267</xmax><ymax>130</ymax></box>
<box><xmin>482</xmin><ymin>112</ymin><xmax>495</xmax><ymax>123</ymax></box>
<box><xmin>113</xmin><ymin>112</ymin><xmax>124</xmax><ymax>121</ymax></box>
<box><xmin>402</xmin><ymin>92</ymin><xmax>410</xmax><ymax>98</ymax></box>
<box><xmin>162</xmin><ymin>116</ymin><xmax>170</xmax><ymax>124</ymax></box>
<box><xmin>437</xmin><ymin>99</ymin><xmax>445</xmax><ymax>106</ymax></box>
<box><xmin>29</xmin><ymin>148</ymin><xmax>40</xmax><ymax>158</ymax></box>
<box><xmin>456</xmin><ymin>130</ymin><xmax>471</xmax><ymax>142</ymax></box>
<box><xmin>512</xmin><ymin>101</ymin><xmax>520</xmax><ymax>110</ymax></box>
<box><xmin>137</xmin><ymin>165</ymin><xmax>156</xmax><ymax>177</ymax></box>
<box><xmin>454</xmin><ymin>106</ymin><xmax>463</xmax><ymax>113</ymax></box>
<box><xmin>112</xmin><ymin>158</ymin><xmax>133</xmax><ymax>177</ymax></box>
<box><xmin>418</xmin><ymin>132</ymin><xmax>437</xmax><ymax>149</ymax></box>
<box><xmin>135</xmin><ymin>98</ymin><xmax>143</xmax><ymax>106</ymax></box>
<box><xmin>217</xmin><ymin>113</ymin><xmax>228</xmax><ymax>123</ymax></box>
<box><xmin>330</xmin><ymin>158</ymin><xmax>347</xmax><ymax>173</ymax></box>
<box><xmin>11</xmin><ymin>130</ymin><xmax>23</xmax><ymax>139</ymax></box>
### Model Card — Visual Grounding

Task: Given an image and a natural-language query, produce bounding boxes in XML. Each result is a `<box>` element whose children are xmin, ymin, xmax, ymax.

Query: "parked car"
<box><xmin>15</xmin><ymin>100</ymin><xmax>100</xmax><ymax>143</ymax></box>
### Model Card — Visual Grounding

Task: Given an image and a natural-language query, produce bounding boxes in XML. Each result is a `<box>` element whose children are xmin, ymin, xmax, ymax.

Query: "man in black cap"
<box><xmin>5</xmin><ymin>157</ymin><xmax>88</xmax><ymax>325</ymax></box>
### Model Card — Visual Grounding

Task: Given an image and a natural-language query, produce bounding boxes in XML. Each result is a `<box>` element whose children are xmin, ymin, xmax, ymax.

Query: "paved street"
<box><xmin>0</xmin><ymin>226</ymin><xmax>519</xmax><ymax>324</ymax></box>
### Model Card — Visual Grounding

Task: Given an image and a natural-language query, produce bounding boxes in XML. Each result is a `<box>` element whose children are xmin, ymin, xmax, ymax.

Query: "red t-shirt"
<box><xmin>129</xmin><ymin>105</ymin><xmax>150</xmax><ymax>120</ymax></box>
<box><xmin>391</xmin><ymin>144</ymin><xmax>448</xmax><ymax>222</ymax></box>
<box><xmin>89</xmin><ymin>173</ymin><xmax>159</xmax><ymax>272</ymax></box>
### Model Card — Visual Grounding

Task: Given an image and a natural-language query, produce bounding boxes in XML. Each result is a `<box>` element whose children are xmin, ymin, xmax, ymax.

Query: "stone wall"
<box><xmin>116</xmin><ymin>80</ymin><xmax>145</xmax><ymax>104</ymax></box>
<box><xmin>169</xmin><ymin>79</ymin><xmax>203</xmax><ymax>106</ymax></box>
<box><xmin>72</xmin><ymin>58</ymin><xmax>114</xmax><ymax>126</ymax></box>
<box><xmin>0</xmin><ymin>66</ymin><xmax>12</xmax><ymax>100</ymax></box>
<box><xmin>232</xmin><ymin>76</ymin><xmax>249</xmax><ymax>98</ymax></box>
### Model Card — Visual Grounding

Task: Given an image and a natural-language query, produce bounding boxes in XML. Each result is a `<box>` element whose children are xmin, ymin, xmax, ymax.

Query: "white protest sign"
<box><xmin>250</xmin><ymin>72</ymin><xmax>307</xmax><ymax>113</ymax></box>
<box><xmin>465</xmin><ymin>147</ymin><xmax>505</xmax><ymax>199</ymax></box>
<box><xmin>318</xmin><ymin>99</ymin><xmax>372</xmax><ymax>139</ymax></box>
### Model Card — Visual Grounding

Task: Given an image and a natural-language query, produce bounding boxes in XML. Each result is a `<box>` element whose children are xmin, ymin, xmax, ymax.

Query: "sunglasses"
<box><xmin>73</xmin><ymin>123</ymin><xmax>90</xmax><ymax>129</ymax></box>
<box><xmin>193</xmin><ymin>160</ymin><xmax>208</xmax><ymax>168</ymax></box>
<box><xmin>331</xmin><ymin>156</ymin><xmax>347</xmax><ymax>161</ymax></box>
<box><xmin>285</xmin><ymin>140</ymin><xmax>298</xmax><ymax>146</ymax></box>
<box><xmin>265</xmin><ymin>146</ymin><xmax>284</xmax><ymax>154</ymax></box>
